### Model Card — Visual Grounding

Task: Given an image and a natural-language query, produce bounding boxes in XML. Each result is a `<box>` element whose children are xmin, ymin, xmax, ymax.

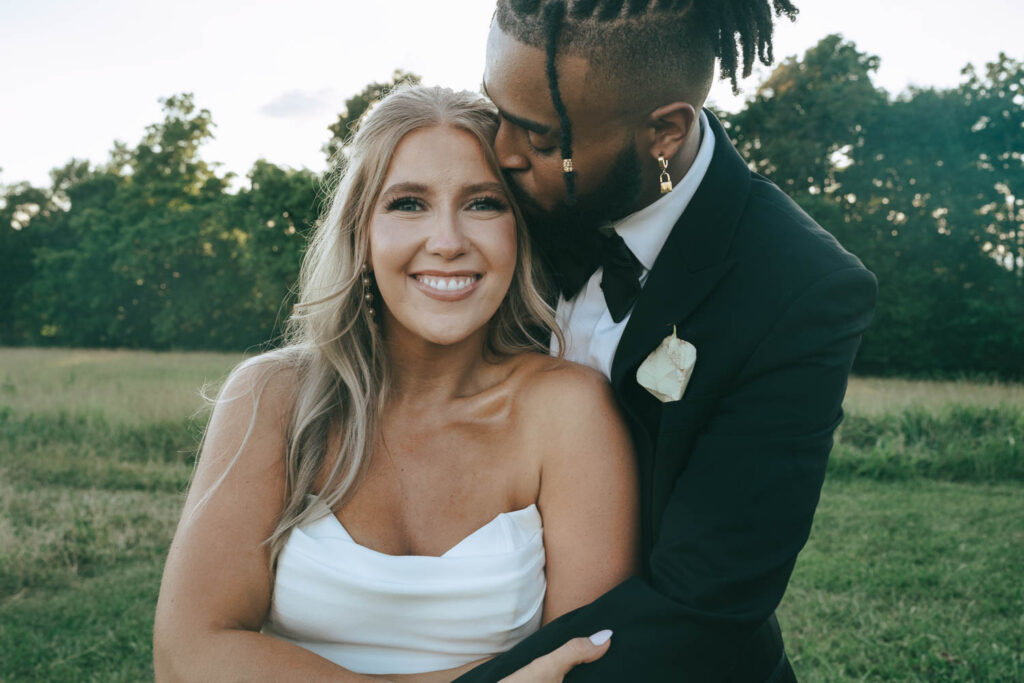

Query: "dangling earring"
<box><xmin>361</xmin><ymin>263</ymin><xmax>376</xmax><ymax>319</ymax></box>
<box><xmin>658</xmin><ymin>154</ymin><xmax>673</xmax><ymax>195</ymax></box>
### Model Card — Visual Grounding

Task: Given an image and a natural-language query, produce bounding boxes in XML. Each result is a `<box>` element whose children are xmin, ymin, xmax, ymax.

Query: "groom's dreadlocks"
<box><xmin>495</xmin><ymin>0</ymin><xmax>798</xmax><ymax>201</ymax></box>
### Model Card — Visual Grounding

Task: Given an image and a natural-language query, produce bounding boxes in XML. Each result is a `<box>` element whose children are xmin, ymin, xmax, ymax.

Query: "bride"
<box><xmin>154</xmin><ymin>85</ymin><xmax>638</xmax><ymax>681</ymax></box>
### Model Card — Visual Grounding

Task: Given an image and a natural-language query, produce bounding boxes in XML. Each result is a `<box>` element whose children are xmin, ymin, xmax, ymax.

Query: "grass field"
<box><xmin>1</xmin><ymin>347</ymin><xmax>1022</xmax><ymax>681</ymax></box>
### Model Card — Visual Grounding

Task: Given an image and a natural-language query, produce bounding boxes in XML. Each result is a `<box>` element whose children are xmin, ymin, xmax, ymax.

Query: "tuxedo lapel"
<box><xmin>611</xmin><ymin>110</ymin><xmax>751</xmax><ymax>392</ymax></box>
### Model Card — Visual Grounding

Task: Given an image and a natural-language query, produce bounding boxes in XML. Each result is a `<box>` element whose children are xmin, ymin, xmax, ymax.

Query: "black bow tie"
<box><xmin>557</xmin><ymin>231</ymin><xmax>643</xmax><ymax>323</ymax></box>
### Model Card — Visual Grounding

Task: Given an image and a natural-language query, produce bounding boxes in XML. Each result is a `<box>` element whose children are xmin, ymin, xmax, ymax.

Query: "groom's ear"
<box><xmin>643</xmin><ymin>102</ymin><xmax>697</xmax><ymax>162</ymax></box>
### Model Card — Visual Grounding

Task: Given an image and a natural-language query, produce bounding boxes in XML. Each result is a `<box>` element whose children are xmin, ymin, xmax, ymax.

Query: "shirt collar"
<box><xmin>611</xmin><ymin>109</ymin><xmax>716</xmax><ymax>272</ymax></box>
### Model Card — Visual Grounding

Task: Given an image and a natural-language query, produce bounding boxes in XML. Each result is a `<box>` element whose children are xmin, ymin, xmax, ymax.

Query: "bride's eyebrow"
<box><xmin>461</xmin><ymin>182</ymin><xmax>505</xmax><ymax>196</ymax></box>
<box><xmin>380</xmin><ymin>182</ymin><xmax>429</xmax><ymax>200</ymax></box>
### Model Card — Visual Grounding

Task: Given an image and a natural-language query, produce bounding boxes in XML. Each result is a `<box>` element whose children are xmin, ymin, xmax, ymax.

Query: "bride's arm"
<box><xmin>526</xmin><ymin>362</ymin><xmax>640</xmax><ymax>624</ymax></box>
<box><xmin>153</xmin><ymin>360</ymin><xmax>375</xmax><ymax>682</ymax></box>
<box><xmin>364</xmin><ymin>658</ymin><xmax>491</xmax><ymax>682</ymax></box>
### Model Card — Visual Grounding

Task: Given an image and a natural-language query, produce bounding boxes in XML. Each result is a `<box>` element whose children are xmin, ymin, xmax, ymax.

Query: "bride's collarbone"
<box><xmin>327</xmin><ymin>439</ymin><xmax>538</xmax><ymax>557</ymax></box>
<box><xmin>311</xmin><ymin>355</ymin><xmax>554</xmax><ymax>555</ymax></box>
<box><xmin>332</xmin><ymin>485</ymin><xmax>529</xmax><ymax>558</ymax></box>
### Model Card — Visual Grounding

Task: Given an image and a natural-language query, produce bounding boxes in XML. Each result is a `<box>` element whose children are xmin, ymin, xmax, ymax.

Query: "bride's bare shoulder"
<box><xmin>218</xmin><ymin>351</ymin><xmax>299</xmax><ymax>412</ymax></box>
<box><xmin>203</xmin><ymin>350</ymin><xmax>302</xmax><ymax>456</ymax></box>
<box><xmin>511</xmin><ymin>353</ymin><xmax>619</xmax><ymax>428</ymax></box>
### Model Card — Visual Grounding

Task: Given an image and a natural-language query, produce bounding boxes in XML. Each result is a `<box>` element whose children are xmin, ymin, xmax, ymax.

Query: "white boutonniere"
<box><xmin>636</xmin><ymin>325</ymin><xmax>696</xmax><ymax>403</ymax></box>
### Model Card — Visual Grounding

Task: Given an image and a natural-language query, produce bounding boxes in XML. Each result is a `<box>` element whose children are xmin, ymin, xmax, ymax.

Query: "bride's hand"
<box><xmin>498</xmin><ymin>630</ymin><xmax>613</xmax><ymax>683</ymax></box>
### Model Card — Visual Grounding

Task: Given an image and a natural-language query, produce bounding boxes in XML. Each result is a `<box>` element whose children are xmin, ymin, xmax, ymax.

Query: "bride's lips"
<box><xmin>409</xmin><ymin>270</ymin><xmax>483</xmax><ymax>302</ymax></box>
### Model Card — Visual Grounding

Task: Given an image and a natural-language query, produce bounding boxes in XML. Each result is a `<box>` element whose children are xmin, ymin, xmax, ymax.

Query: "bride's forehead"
<box><xmin>383</xmin><ymin>128</ymin><xmax>498</xmax><ymax>186</ymax></box>
<box><xmin>391</xmin><ymin>127</ymin><xmax>486</xmax><ymax>164</ymax></box>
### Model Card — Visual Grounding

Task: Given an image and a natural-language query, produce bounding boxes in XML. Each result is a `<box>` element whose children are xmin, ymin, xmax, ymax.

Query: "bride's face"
<box><xmin>368</xmin><ymin>125</ymin><xmax>518</xmax><ymax>347</ymax></box>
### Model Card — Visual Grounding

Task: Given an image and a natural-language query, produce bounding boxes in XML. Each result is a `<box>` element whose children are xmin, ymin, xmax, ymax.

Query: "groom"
<box><xmin>456</xmin><ymin>1</ymin><xmax>877</xmax><ymax>681</ymax></box>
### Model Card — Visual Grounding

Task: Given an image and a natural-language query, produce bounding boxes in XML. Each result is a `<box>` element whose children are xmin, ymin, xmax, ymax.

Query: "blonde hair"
<box><xmin>191</xmin><ymin>85</ymin><xmax>562</xmax><ymax>570</ymax></box>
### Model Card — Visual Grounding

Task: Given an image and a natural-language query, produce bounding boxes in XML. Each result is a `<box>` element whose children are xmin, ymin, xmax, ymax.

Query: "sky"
<box><xmin>1</xmin><ymin>0</ymin><xmax>1021</xmax><ymax>189</ymax></box>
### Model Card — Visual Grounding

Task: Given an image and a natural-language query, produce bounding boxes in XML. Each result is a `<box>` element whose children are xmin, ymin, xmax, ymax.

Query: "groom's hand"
<box><xmin>498</xmin><ymin>630</ymin><xmax>613</xmax><ymax>682</ymax></box>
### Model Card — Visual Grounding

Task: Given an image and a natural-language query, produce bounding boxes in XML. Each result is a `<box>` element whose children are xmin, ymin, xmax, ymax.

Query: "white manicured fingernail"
<box><xmin>589</xmin><ymin>629</ymin><xmax>613</xmax><ymax>646</ymax></box>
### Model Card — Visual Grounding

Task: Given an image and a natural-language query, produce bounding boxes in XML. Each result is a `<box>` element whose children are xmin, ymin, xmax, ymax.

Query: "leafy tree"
<box><xmin>4</xmin><ymin>62</ymin><xmax>1018</xmax><ymax>378</ymax></box>
<box><xmin>727</xmin><ymin>34</ymin><xmax>887</xmax><ymax>196</ymax></box>
<box><xmin>958</xmin><ymin>54</ymin><xmax>1024</xmax><ymax>279</ymax></box>
<box><xmin>0</xmin><ymin>180</ymin><xmax>50</xmax><ymax>343</ymax></box>
<box><xmin>726</xmin><ymin>36</ymin><xmax>1024</xmax><ymax>378</ymax></box>
<box><xmin>6</xmin><ymin>93</ymin><xmax>324</xmax><ymax>351</ymax></box>
<box><xmin>29</xmin><ymin>161</ymin><xmax>124</xmax><ymax>346</ymax></box>
<box><xmin>222</xmin><ymin>159</ymin><xmax>321</xmax><ymax>345</ymax></box>
<box><xmin>108</xmin><ymin>93</ymin><xmax>237</xmax><ymax>348</ymax></box>
<box><xmin>22</xmin><ymin>95</ymin><xmax>243</xmax><ymax>348</ymax></box>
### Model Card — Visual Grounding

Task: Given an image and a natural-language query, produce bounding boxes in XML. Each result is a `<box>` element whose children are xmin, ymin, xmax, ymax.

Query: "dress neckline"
<box><xmin>309</xmin><ymin>499</ymin><xmax>539</xmax><ymax>559</ymax></box>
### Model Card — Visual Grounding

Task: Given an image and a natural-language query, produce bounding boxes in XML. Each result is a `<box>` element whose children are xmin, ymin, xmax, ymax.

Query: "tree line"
<box><xmin>1</xmin><ymin>38</ymin><xmax>1021</xmax><ymax>379</ymax></box>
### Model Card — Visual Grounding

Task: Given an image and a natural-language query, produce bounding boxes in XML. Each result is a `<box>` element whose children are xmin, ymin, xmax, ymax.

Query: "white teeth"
<box><xmin>416</xmin><ymin>275</ymin><xmax>477</xmax><ymax>292</ymax></box>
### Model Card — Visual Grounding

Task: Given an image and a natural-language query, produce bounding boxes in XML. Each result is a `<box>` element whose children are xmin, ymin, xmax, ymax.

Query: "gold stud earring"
<box><xmin>361</xmin><ymin>263</ymin><xmax>376</xmax><ymax>318</ymax></box>
<box><xmin>658</xmin><ymin>154</ymin><xmax>673</xmax><ymax>195</ymax></box>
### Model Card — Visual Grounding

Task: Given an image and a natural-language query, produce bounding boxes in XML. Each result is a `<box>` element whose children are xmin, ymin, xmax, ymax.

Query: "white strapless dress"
<box><xmin>261</xmin><ymin>497</ymin><xmax>546</xmax><ymax>674</ymax></box>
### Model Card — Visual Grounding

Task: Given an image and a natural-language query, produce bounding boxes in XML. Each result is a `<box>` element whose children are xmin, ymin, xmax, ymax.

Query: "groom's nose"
<box><xmin>495</xmin><ymin>120</ymin><xmax>530</xmax><ymax>172</ymax></box>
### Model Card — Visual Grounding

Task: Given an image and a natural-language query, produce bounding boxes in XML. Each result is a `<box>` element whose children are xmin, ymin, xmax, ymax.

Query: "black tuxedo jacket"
<box><xmin>456</xmin><ymin>111</ymin><xmax>877</xmax><ymax>682</ymax></box>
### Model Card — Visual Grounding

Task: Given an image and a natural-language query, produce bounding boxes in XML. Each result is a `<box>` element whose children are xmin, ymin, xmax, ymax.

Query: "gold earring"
<box><xmin>361</xmin><ymin>263</ymin><xmax>376</xmax><ymax>318</ymax></box>
<box><xmin>658</xmin><ymin>155</ymin><xmax>673</xmax><ymax>194</ymax></box>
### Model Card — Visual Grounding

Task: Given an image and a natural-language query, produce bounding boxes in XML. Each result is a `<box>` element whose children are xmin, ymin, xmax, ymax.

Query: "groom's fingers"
<box><xmin>499</xmin><ymin>631</ymin><xmax>613</xmax><ymax>682</ymax></box>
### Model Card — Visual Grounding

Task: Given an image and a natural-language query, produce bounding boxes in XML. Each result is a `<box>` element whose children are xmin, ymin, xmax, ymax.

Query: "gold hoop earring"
<box><xmin>658</xmin><ymin>154</ymin><xmax>673</xmax><ymax>195</ymax></box>
<box><xmin>361</xmin><ymin>263</ymin><xmax>376</xmax><ymax>319</ymax></box>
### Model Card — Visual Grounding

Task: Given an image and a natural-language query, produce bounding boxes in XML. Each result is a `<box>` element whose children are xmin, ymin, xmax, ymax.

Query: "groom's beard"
<box><xmin>508</xmin><ymin>141</ymin><xmax>644</xmax><ymax>296</ymax></box>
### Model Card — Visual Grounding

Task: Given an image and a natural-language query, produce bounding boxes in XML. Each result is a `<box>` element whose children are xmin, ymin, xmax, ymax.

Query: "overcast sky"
<box><xmin>1</xmin><ymin>0</ymin><xmax>1021</xmax><ymax>188</ymax></box>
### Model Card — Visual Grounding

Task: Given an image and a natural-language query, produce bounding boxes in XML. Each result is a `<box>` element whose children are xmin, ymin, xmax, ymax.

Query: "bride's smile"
<box><xmin>409</xmin><ymin>271</ymin><xmax>483</xmax><ymax>300</ymax></box>
<box><xmin>369</xmin><ymin>125</ymin><xmax>517</xmax><ymax>347</ymax></box>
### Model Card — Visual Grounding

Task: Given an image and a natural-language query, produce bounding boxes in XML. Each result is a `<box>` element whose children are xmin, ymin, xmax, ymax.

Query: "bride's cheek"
<box><xmin>492</xmin><ymin>220</ymin><xmax>519</xmax><ymax>280</ymax></box>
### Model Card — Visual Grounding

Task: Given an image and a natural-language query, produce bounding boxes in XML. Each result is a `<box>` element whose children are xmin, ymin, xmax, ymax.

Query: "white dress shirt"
<box><xmin>550</xmin><ymin>110</ymin><xmax>716</xmax><ymax>379</ymax></box>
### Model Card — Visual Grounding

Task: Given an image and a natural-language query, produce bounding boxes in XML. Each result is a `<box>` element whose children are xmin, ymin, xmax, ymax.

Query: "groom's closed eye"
<box><xmin>525</xmin><ymin>131</ymin><xmax>558</xmax><ymax>155</ymax></box>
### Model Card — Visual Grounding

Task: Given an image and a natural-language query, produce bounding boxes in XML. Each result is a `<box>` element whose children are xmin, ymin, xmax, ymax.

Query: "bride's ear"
<box><xmin>643</xmin><ymin>102</ymin><xmax>697</xmax><ymax>162</ymax></box>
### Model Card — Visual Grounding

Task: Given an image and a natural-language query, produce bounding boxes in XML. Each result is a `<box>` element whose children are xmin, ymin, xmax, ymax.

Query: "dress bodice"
<box><xmin>262</xmin><ymin>497</ymin><xmax>546</xmax><ymax>674</ymax></box>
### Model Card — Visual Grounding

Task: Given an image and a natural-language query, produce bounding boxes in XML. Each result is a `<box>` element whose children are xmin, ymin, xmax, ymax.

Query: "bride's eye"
<box><xmin>467</xmin><ymin>196</ymin><xmax>509</xmax><ymax>212</ymax></box>
<box><xmin>384</xmin><ymin>196</ymin><xmax>425</xmax><ymax>212</ymax></box>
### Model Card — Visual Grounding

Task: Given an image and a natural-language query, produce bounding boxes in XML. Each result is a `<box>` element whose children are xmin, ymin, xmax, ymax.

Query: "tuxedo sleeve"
<box><xmin>454</xmin><ymin>265</ymin><xmax>877</xmax><ymax>682</ymax></box>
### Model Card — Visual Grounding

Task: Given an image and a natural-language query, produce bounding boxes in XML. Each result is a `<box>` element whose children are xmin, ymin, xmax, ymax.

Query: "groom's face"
<box><xmin>483</xmin><ymin>22</ymin><xmax>645</xmax><ymax>234</ymax></box>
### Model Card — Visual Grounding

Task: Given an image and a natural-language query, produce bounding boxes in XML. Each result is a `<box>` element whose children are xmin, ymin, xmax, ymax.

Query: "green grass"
<box><xmin>779</xmin><ymin>480</ymin><xmax>1024</xmax><ymax>681</ymax></box>
<box><xmin>1</xmin><ymin>347</ymin><xmax>1022</xmax><ymax>681</ymax></box>
<box><xmin>830</xmin><ymin>405</ymin><xmax>1024</xmax><ymax>482</ymax></box>
<box><xmin>1</xmin><ymin>561</ymin><xmax>165</xmax><ymax>682</ymax></box>
<box><xmin>0</xmin><ymin>347</ymin><xmax>242</xmax><ymax>425</ymax></box>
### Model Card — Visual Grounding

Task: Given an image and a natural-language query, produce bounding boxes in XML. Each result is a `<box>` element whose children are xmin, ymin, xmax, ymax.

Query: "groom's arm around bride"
<box><xmin>457</xmin><ymin>114</ymin><xmax>877</xmax><ymax>683</ymax></box>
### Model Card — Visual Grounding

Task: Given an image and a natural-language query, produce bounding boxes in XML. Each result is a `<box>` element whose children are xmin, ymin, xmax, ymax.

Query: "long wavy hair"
<box><xmin>189</xmin><ymin>85</ymin><xmax>562</xmax><ymax>571</ymax></box>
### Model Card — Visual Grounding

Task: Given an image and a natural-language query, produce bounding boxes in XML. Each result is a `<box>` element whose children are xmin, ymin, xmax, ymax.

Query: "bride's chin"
<box><xmin>419</xmin><ymin>324</ymin><xmax>487</xmax><ymax>348</ymax></box>
<box><xmin>386</xmin><ymin>318</ymin><xmax>486</xmax><ymax>349</ymax></box>
<box><xmin>385</xmin><ymin>303</ymin><xmax>500</xmax><ymax>349</ymax></box>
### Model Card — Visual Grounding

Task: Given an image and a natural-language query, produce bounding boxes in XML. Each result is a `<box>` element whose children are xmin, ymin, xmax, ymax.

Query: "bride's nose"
<box><xmin>424</xmin><ymin>209</ymin><xmax>469</xmax><ymax>259</ymax></box>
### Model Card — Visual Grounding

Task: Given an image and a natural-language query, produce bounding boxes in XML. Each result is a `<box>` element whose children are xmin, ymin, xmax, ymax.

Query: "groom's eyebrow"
<box><xmin>482</xmin><ymin>82</ymin><xmax>551</xmax><ymax>135</ymax></box>
<box><xmin>498</xmin><ymin>110</ymin><xmax>551</xmax><ymax>135</ymax></box>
